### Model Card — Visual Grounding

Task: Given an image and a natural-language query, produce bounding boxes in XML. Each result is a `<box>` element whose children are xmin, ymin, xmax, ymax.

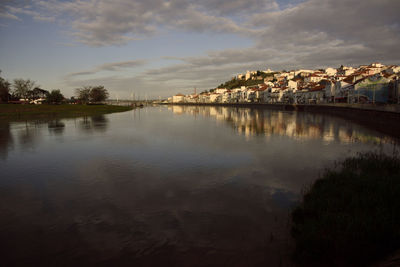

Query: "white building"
<box><xmin>209</xmin><ymin>93</ymin><xmax>221</xmax><ymax>103</ymax></box>
<box><xmin>337</xmin><ymin>66</ymin><xmax>355</xmax><ymax>76</ymax></box>
<box><xmin>215</xmin><ymin>88</ymin><xmax>228</xmax><ymax>94</ymax></box>
<box><xmin>245</xmin><ymin>71</ymin><xmax>252</xmax><ymax>80</ymax></box>
<box><xmin>325</xmin><ymin>67</ymin><xmax>337</xmax><ymax>76</ymax></box>
<box><xmin>172</xmin><ymin>93</ymin><xmax>185</xmax><ymax>103</ymax></box>
<box><xmin>304</xmin><ymin>74</ymin><xmax>323</xmax><ymax>83</ymax></box>
<box><xmin>288</xmin><ymin>80</ymin><xmax>298</xmax><ymax>90</ymax></box>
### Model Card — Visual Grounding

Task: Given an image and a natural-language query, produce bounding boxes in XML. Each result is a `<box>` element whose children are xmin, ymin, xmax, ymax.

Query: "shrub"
<box><xmin>291</xmin><ymin>151</ymin><xmax>400</xmax><ymax>266</ymax></box>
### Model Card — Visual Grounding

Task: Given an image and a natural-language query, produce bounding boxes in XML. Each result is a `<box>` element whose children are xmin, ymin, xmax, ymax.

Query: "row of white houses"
<box><xmin>170</xmin><ymin>70</ymin><xmax>400</xmax><ymax>105</ymax></box>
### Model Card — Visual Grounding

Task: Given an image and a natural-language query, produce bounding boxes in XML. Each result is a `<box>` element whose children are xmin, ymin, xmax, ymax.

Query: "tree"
<box><xmin>89</xmin><ymin>86</ymin><xmax>109</xmax><ymax>102</ymax></box>
<box><xmin>31</xmin><ymin>87</ymin><xmax>49</xmax><ymax>99</ymax></box>
<box><xmin>0</xmin><ymin>71</ymin><xmax>10</xmax><ymax>103</ymax></box>
<box><xmin>47</xmin><ymin>90</ymin><xmax>64</xmax><ymax>104</ymax></box>
<box><xmin>75</xmin><ymin>86</ymin><xmax>91</xmax><ymax>104</ymax></box>
<box><xmin>13</xmin><ymin>78</ymin><xmax>36</xmax><ymax>100</ymax></box>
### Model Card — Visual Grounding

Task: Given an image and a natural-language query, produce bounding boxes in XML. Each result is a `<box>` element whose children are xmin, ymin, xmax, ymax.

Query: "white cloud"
<box><xmin>66</xmin><ymin>59</ymin><xmax>148</xmax><ymax>78</ymax></box>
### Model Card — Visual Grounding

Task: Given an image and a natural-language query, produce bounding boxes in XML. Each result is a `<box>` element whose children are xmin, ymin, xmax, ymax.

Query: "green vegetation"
<box><xmin>218</xmin><ymin>78</ymin><xmax>265</xmax><ymax>89</ymax></box>
<box><xmin>291</xmin><ymin>151</ymin><xmax>400</xmax><ymax>266</ymax></box>
<box><xmin>89</xmin><ymin>86</ymin><xmax>109</xmax><ymax>102</ymax></box>
<box><xmin>75</xmin><ymin>85</ymin><xmax>109</xmax><ymax>103</ymax></box>
<box><xmin>47</xmin><ymin>90</ymin><xmax>64</xmax><ymax>104</ymax></box>
<box><xmin>0</xmin><ymin>71</ymin><xmax>111</xmax><ymax>105</ymax></box>
<box><xmin>75</xmin><ymin>86</ymin><xmax>91</xmax><ymax>103</ymax></box>
<box><xmin>0</xmin><ymin>104</ymin><xmax>133</xmax><ymax>120</ymax></box>
<box><xmin>216</xmin><ymin>71</ymin><xmax>277</xmax><ymax>89</ymax></box>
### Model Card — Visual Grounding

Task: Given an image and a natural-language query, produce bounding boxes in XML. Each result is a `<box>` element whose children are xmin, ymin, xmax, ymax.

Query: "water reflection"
<box><xmin>0</xmin><ymin>122</ymin><xmax>13</xmax><ymax>160</ymax></box>
<box><xmin>78</xmin><ymin>115</ymin><xmax>109</xmax><ymax>133</ymax></box>
<box><xmin>48</xmin><ymin>120</ymin><xmax>65</xmax><ymax>135</ymax></box>
<box><xmin>169</xmin><ymin>106</ymin><xmax>394</xmax><ymax>144</ymax></box>
<box><xmin>0</xmin><ymin>107</ymin><xmax>395</xmax><ymax>266</ymax></box>
<box><xmin>0</xmin><ymin>160</ymin><xmax>293</xmax><ymax>266</ymax></box>
<box><xmin>17</xmin><ymin>121</ymin><xmax>42</xmax><ymax>151</ymax></box>
<box><xmin>0</xmin><ymin>116</ymin><xmax>109</xmax><ymax>159</ymax></box>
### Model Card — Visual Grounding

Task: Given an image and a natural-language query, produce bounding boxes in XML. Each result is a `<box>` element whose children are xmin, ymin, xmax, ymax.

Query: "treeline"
<box><xmin>0</xmin><ymin>71</ymin><xmax>109</xmax><ymax>104</ymax></box>
<box><xmin>217</xmin><ymin>79</ymin><xmax>265</xmax><ymax>90</ymax></box>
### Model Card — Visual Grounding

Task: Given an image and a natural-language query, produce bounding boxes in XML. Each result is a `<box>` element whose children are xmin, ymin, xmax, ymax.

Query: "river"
<box><xmin>0</xmin><ymin>105</ymin><xmax>396</xmax><ymax>266</ymax></box>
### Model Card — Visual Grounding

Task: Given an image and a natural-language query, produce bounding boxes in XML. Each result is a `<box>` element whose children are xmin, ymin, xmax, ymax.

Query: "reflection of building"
<box><xmin>169</xmin><ymin>106</ymin><xmax>390</xmax><ymax>144</ymax></box>
<box><xmin>354</xmin><ymin>76</ymin><xmax>391</xmax><ymax>103</ymax></box>
<box><xmin>172</xmin><ymin>105</ymin><xmax>184</xmax><ymax>114</ymax></box>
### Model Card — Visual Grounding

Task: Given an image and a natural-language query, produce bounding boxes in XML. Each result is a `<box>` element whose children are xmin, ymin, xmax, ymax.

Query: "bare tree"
<box><xmin>13</xmin><ymin>79</ymin><xmax>36</xmax><ymax>100</ymax></box>
<box><xmin>0</xmin><ymin>71</ymin><xmax>11</xmax><ymax>102</ymax></box>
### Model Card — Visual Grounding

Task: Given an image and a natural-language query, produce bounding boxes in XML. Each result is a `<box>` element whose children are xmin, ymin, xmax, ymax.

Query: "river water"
<box><xmin>0</xmin><ymin>106</ymin><xmax>396</xmax><ymax>266</ymax></box>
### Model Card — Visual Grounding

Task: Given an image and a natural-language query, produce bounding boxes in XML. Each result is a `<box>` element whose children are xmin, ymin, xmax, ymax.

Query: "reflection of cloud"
<box><xmin>0</xmin><ymin>158</ymin><xmax>293</xmax><ymax>265</ymax></box>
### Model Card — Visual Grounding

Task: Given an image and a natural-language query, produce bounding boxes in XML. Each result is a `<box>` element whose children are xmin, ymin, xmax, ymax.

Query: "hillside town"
<box><xmin>168</xmin><ymin>63</ymin><xmax>400</xmax><ymax>105</ymax></box>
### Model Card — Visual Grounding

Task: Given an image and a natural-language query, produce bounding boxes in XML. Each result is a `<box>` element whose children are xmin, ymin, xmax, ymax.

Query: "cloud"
<box><xmin>66</xmin><ymin>59</ymin><xmax>148</xmax><ymax>78</ymax></box>
<box><xmin>193</xmin><ymin>0</ymin><xmax>279</xmax><ymax>16</ymax></box>
<box><xmin>0</xmin><ymin>11</ymin><xmax>19</xmax><ymax>20</ymax></box>
<box><xmin>33</xmin><ymin>15</ymin><xmax>55</xmax><ymax>22</ymax></box>
<box><xmin>3</xmin><ymin>0</ymin><xmax>400</xmax><ymax>98</ymax></box>
<box><xmin>20</xmin><ymin>0</ymin><xmax>258</xmax><ymax>46</ymax></box>
<box><xmin>1</xmin><ymin>3</ymin><xmax>55</xmax><ymax>22</ymax></box>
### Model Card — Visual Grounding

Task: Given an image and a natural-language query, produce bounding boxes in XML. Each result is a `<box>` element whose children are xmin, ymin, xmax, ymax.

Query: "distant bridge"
<box><xmin>105</xmin><ymin>100</ymin><xmax>155</xmax><ymax>107</ymax></box>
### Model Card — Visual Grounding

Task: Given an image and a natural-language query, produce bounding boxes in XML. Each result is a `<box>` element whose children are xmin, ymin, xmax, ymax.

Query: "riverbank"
<box><xmin>291</xmin><ymin>151</ymin><xmax>400</xmax><ymax>266</ymax></box>
<box><xmin>0</xmin><ymin>104</ymin><xmax>134</xmax><ymax>120</ymax></box>
<box><xmin>165</xmin><ymin>103</ymin><xmax>400</xmax><ymax>138</ymax></box>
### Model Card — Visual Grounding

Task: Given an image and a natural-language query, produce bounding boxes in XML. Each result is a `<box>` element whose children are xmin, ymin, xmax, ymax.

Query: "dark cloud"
<box><xmin>66</xmin><ymin>60</ymin><xmax>147</xmax><ymax>78</ymax></box>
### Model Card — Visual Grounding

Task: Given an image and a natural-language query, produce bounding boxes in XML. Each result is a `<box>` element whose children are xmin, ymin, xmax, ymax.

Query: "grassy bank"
<box><xmin>291</xmin><ymin>152</ymin><xmax>400</xmax><ymax>266</ymax></box>
<box><xmin>0</xmin><ymin>104</ymin><xmax>133</xmax><ymax>120</ymax></box>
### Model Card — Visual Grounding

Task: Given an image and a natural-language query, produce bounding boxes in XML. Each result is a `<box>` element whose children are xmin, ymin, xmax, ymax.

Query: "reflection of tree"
<box><xmin>78</xmin><ymin>115</ymin><xmax>109</xmax><ymax>133</ymax></box>
<box><xmin>0</xmin><ymin>122</ymin><xmax>13</xmax><ymax>160</ymax></box>
<box><xmin>48</xmin><ymin>120</ymin><xmax>65</xmax><ymax>135</ymax></box>
<box><xmin>18</xmin><ymin>121</ymin><xmax>40</xmax><ymax>150</ymax></box>
<box><xmin>79</xmin><ymin>116</ymin><xmax>92</xmax><ymax>131</ymax></box>
<box><xmin>175</xmin><ymin>106</ymin><xmax>388</xmax><ymax>144</ymax></box>
<box><xmin>90</xmin><ymin>115</ymin><xmax>108</xmax><ymax>132</ymax></box>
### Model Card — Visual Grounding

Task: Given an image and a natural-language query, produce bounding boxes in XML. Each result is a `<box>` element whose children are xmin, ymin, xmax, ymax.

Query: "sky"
<box><xmin>0</xmin><ymin>0</ymin><xmax>399</xmax><ymax>99</ymax></box>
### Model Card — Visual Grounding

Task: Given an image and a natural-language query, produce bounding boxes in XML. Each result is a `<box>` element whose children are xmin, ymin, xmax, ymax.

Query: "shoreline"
<box><xmin>164</xmin><ymin>103</ymin><xmax>400</xmax><ymax>138</ymax></box>
<box><xmin>0</xmin><ymin>104</ymin><xmax>134</xmax><ymax>121</ymax></box>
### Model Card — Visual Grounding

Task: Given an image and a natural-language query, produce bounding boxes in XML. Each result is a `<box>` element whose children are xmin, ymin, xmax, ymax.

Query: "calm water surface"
<box><xmin>0</xmin><ymin>106</ymin><xmax>396</xmax><ymax>266</ymax></box>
